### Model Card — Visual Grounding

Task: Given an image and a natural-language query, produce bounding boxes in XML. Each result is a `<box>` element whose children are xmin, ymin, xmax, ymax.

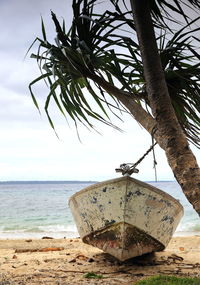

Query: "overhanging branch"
<box><xmin>86</xmin><ymin>71</ymin><xmax>160</xmax><ymax>139</ymax></box>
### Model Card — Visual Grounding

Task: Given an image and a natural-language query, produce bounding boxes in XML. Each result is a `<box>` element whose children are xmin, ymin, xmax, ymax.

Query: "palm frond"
<box><xmin>29</xmin><ymin>0</ymin><xmax>141</xmax><ymax>132</ymax></box>
<box><xmin>29</xmin><ymin>0</ymin><xmax>200</xmax><ymax>147</ymax></box>
<box><xmin>148</xmin><ymin>0</ymin><xmax>200</xmax><ymax>27</ymax></box>
<box><xmin>158</xmin><ymin>19</ymin><xmax>200</xmax><ymax>147</ymax></box>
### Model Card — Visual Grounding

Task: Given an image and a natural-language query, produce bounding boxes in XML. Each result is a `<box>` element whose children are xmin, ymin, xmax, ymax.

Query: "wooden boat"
<box><xmin>69</xmin><ymin>176</ymin><xmax>183</xmax><ymax>261</ymax></box>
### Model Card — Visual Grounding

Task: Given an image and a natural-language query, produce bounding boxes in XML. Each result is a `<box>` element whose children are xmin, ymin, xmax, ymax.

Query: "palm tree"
<box><xmin>29</xmin><ymin>0</ymin><xmax>200</xmax><ymax>216</ymax></box>
<box><xmin>130</xmin><ymin>0</ymin><xmax>200</xmax><ymax>216</ymax></box>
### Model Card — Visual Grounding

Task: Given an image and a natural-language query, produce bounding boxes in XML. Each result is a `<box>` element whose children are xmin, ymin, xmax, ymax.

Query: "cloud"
<box><xmin>0</xmin><ymin>120</ymin><xmax>175</xmax><ymax>181</ymax></box>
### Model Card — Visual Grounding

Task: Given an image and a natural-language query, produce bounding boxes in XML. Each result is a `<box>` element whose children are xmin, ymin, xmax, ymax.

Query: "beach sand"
<box><xmin>0</xmin><ymin>236</ymin><xmax>199</xmax><ymax>284</ymax></box>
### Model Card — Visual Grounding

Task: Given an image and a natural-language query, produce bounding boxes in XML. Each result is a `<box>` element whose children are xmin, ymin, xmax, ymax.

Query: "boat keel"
<box><xmin>83</xmin><ymin>222</ymin><xmax>165</xmax><ymax>261</ymax></box>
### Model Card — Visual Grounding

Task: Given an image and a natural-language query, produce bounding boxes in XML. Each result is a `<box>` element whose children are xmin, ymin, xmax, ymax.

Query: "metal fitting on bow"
<box><xmin>115</xmin><ymin>163</ymin><xmax>139</xmax><ymax>176</ymax></box>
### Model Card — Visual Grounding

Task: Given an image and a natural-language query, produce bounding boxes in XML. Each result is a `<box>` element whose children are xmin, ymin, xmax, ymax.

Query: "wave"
<box><xmin>176</xmin><ymin>220</ymin><xmax>200</xmax><ymax>233</ymax></box>
<box><xmin>0</xmin><ymin>224</ymin><xmax>79</xmax><ymax>239</ymax></box>
<box><xmin>1</xmin><ymin>220</ymin><xmax>199</xmax><ymax>240</ymax></box>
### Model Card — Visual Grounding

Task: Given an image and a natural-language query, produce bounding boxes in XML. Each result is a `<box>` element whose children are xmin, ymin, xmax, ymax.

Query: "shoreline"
<box><xmin>173</xmin><ymin>231</ymin><xmax>200</xmax><ymax>237</ymax></box>
<box><xmin>0</xmin><ymin>230</ymin><xmax>199</xmax><ymax>240</ymax></box>
<box><xmin>0</xmin><ymin>236</ymin><xmax>199</xmax><ymax>284</ymax></box>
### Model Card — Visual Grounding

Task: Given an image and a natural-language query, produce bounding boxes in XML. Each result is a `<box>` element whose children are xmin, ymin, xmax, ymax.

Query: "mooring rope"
<box><xmin>130</xmin><ymin>141</ymin><xmax>157</xmax><ymax>171</ymax></box>
<box><xmin>116</xmin><ymin>140</ymin><xmax>158</xmax><ymax>179</ymax></box>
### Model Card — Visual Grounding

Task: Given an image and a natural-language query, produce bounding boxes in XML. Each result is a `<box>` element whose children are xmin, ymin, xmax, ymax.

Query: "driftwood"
<box><xmin>15</xmin><ymin>247</ymin><xmax>64</xmax><ymax>253</ymax></box>
<box><xmin>42</xmin><ymin>236</ymin><xmax>54</xmax><ymax>239</ymax></box>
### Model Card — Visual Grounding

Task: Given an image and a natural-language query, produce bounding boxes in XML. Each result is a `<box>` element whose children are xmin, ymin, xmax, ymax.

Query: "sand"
<box><xmin>0</xmin><ymin>236</ymin><xmax>199</xmax><ymax>284</ymax></box>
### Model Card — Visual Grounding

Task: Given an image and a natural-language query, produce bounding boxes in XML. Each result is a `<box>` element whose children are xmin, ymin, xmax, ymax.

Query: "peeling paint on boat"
<box><xmin>83</xmin><ymin>222</ymin><xmax>165</xmax><ymax>261</ymax></box>
<box><xmin>69</xmin><ymin>176</ymin><xmax>183</xmax><ymax>261</ymax></box>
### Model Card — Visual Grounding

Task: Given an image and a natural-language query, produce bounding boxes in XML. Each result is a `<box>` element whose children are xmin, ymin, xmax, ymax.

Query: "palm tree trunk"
<box><xmin>130</xmin><ymin>0</ymin><xmax>200</xmax><ymax>216</ymax></box>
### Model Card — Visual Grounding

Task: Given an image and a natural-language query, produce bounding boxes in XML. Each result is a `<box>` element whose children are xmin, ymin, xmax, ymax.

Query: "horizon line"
<box><xmin>0</xmin><ymin>179</ymin><xmax>175</xmax><ymax>184</ymax></box>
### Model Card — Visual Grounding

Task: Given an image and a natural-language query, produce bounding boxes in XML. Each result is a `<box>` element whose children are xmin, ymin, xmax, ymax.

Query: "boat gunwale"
<box><xmin>69</xmin><ymin>176</ymin><xmax>184</xmax><ymax>212</ymax></box>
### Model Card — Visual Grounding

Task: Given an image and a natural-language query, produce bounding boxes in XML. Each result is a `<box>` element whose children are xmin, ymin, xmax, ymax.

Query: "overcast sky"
<box><xmin>0</xmin><ymin>0</ymin><xmax>199</xmax><ymax>182</ymax></box>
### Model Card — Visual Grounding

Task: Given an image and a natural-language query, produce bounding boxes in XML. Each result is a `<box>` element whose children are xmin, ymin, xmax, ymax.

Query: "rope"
<box><xmin>152</xmin><ymin>136</ymin><xmax>158</xmax><ymax>181</ymax></box>
<box><xmin>129</xmin><ymin>141</ymin><xmax>157</xmax><ymax>172</ymax></box>
<box><xmin>116</xmin><ymin>140</ymin><xmax>158</xmax><ymax>178</ymax></box>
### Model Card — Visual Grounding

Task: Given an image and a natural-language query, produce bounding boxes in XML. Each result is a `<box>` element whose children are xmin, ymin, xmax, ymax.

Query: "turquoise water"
<box><xmin>0</xmin><ymin>181</ymin><xmax>199</xmax><ymax>239</ymax></box>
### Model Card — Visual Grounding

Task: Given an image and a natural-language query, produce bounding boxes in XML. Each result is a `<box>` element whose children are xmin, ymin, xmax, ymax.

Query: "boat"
<box><xmin>69</xmin><ymin>176</ymin><xmax>183</xmax><ymax>261</ymax></box>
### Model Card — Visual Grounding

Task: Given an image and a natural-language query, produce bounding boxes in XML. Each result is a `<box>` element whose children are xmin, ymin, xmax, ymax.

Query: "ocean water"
<box><xmin>0</xmin><ymin>180</ymin><xmax>199</xmax><ymax>239</ymax></box>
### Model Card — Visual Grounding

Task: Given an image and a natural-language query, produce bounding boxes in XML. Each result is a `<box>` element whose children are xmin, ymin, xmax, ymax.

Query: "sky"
<box><xmin>0</xmin><ymin>0</ymin><xmax>199</xmax><ymax>182</ymax></box>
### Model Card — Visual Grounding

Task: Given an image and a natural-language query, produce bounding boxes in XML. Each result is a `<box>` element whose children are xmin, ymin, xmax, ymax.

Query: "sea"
<box><xmin>0</xmin><ymin>180</ymin><xmax>199</xmax><ymax>239</ymax></box>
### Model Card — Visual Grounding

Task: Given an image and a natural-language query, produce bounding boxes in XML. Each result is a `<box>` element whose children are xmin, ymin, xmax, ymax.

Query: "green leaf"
<box><xmin>29</xmin><ymin>0</ymin><xmax>200</xmax><ymax>147</ymax></box>
<box><xmin>41</xmin><ymin>17</ymin><xmax>47</xmax><ymax>41</ymax></box>
<box><xmin>29</xmin><ymin>72</ymin><xmax>52</xmax><ymax>111</ymax></box>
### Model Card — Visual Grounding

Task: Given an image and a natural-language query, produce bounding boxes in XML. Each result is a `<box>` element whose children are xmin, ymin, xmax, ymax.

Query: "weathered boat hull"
<box><xmin>69</xmin><ymin>177</ymin><xmax>183</xmax><ymax>261</ymax></box>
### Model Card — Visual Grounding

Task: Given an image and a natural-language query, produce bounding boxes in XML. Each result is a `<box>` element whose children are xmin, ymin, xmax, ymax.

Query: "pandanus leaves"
<box><xmin>29</xmin><ymin>0</ymin><xmax>200</xmax><ymax>147</ymax></box>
